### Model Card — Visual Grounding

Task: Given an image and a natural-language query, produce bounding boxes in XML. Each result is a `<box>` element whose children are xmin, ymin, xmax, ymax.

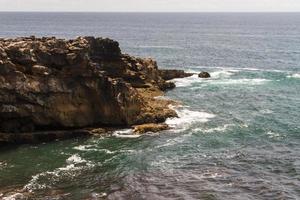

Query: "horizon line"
<box><xmin>1</xmin><ymin>11</ymin><xmax>300</xmax><ymax>13</ymax></box>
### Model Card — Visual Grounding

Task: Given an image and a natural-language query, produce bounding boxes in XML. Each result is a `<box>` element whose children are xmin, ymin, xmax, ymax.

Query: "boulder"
<box><xmin>198</xmin><ymin>71</ymin><xmax>211</xmax><ymax>78</ymax></box>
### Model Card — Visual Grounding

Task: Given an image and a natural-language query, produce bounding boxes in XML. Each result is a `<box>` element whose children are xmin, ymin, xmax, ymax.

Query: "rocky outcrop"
<box><xmin>133</xmin><ymin>123</ymin><xmax>169</xmax><ymax>134</ymax></box>
<box><xmin>0</xmin><ymin>36</ymin><xmax>186</xmax><ymax>143</ymax></box>
<box><xmin>159</xmin><ymin>69</ymin><xmax>193</xmax><ymax>81</ymax></box>
<box><xmin>198</xmin><ymin>71</ymin><xmax>211</xmax><ymax>78</ymax></box>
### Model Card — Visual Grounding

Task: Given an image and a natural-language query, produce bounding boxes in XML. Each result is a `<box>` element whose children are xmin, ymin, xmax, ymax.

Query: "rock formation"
<box><xmin>0</xmin><ymin>36</ymin><xmax>191</xmax><ymax>143</ymax></box>
<box><xmin>198</xmin><ymin>71</ymin><xmax>211</xmax><ymax>78</ymax></box>
<box><xmin>159</xmin><ymin>69</ymin><xmax>193</xmax><ymax>81</ymax></box>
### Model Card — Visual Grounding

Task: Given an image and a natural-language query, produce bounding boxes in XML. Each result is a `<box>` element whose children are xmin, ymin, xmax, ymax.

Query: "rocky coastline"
<box><xmin>0</xmin><ymin>36</ymin><xmax>192</xmax><ymax>144</ymax></box>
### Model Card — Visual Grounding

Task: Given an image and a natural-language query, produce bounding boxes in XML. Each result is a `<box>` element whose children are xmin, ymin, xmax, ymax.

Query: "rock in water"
<box><xmin>198</xmin><ymin>71</ymin><xmax>211</xmax><ymax>78</ymax></box>
<box><xmin>133</xmin><ymin>123</ymin><xmax>169</xmax><ymax>134</ymax></box>
<box><xmin>158</xmin><ymin>69</ymin><xmax>193</xmax><ymax>80</ymax></box>
<box><xmin>0</xmin><ymin>36</ymin><xmax>184</xmax><ymax>142</ymax></box>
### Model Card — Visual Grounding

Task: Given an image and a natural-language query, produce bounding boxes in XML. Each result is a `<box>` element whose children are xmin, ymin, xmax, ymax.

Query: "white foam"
<box><xmin>173</xmin><ymin>69</ymin><xmax>270</xmax><ymax>88</ymax></box>
<box><xmin>210</xmin><ymin>70</ymin><xmax>235</xmax><ymax>79</ymax></box>
<box><xmin>195</xmin><ymin>124</ymin><xmax>234</xmax><ymax>133</ymax></box>
<box><xmin>166</xmin><ymin>107</ymin><xmax>215</xmax><ymax>130</ymax></box>
<box><xmin>112</xmin><ymin>129</ymin><xmax>141</xmax><ymax>138</ymax></box>
<box><xmin>23</xmin><ymin>154</ymin><xmax>94</xmax><ymax>192</ymax></box>
<box><xmin>138</xmin><ymin>45</ymin><xmax>183</xmax><ymax>49</ymax></box>
<box><xmin>73</xmin><ymin>145</ymin><xmax>97</xmax><ymax>152</ymax></box>
<box><xmin>260</xmin><ymin>109</ymin><xmax>273</xmax><ymax>114</ymax></box>
<box><xmin>173</xmin><ymin>74</ymin><xmax>202</xmax><ymax>87</ymax></box>
<box><xmin>195</xmin><ymin>66</ymin><xmax>286</xmax><ymax>73</ymax></box>
<box><xmin>200</xmin><ymin>172</ymin><xmax>223</xmax><ymax>179</ymax></box>
<box><xmin>210</xmin><ymin>78</ymin><xmax>270</xmax><ymax>85</ymax></box>
<box><xmin>287</xmin><ymin>73</ymin><xmax>300</xmax><ymax>79</ymax></box>
<box><xmin>66</xmin><ymin>154</ymin><xmax>87</xmax><ymax>164</ymax></box>
<box><xmin>266</xmin><ymin>131</ymin><xmax>281</xmax><ymax>138</ymax></box>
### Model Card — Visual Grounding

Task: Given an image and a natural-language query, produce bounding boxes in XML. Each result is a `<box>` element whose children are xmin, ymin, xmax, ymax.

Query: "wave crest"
<box><xmin>166</xmin><ymin>107</ymin><xmax>215</xmax><ymax>130</ymax></box>
<box><xmin>287</xmin><ymin>73</ymin><xmax>300</xmax><ymax>79</ymax></box>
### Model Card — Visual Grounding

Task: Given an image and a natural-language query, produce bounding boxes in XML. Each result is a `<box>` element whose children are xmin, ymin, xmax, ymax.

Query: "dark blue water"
<box><xmin>0</xmin><ymin>13</ymin><xmax>300</xmax><ymax>199</ymax></box>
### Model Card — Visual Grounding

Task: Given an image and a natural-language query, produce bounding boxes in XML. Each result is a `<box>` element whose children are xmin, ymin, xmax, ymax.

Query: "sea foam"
<box><xmin>287</xmin><ymin>73</ymin><xmax>300</xmax><ymax>79</ymax></box>
<box><xmin>112</xmin><ymin>129</ymin><xmax>141</xmax><ymax>138</ymax></box>
<box><xmin>210</xmin><ymin>78</ymin><xmax>270</xmax><ymax>85</ymax></box>
<box><xmin>23</xmin><ymin>154</ymin><xmax>95</xmax><ymax>192</ymax></box>
<box><xmin>166</xmin><ymin>107</ymin><xmax>216</xmax><ymax>130</ymax></box>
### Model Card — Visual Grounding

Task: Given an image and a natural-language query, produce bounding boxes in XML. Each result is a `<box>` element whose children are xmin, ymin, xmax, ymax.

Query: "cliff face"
<box><xmin>0</xmin><ymin>36</ymin><xmax>189</xmax><ymax>135</ymax></box>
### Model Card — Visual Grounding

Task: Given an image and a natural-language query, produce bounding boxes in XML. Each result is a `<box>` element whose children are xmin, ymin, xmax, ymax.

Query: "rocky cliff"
<box><xmin>0</xmin><ymin>36</ymin><xmax>191</xmax><ymax>142</ymax></box>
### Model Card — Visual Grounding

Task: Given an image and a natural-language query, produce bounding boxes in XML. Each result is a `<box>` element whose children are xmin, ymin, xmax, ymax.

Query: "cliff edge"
<box><xmin>0</xmin><ymin>36</ymin><xmax>191</xmax><ymax>142</ymax></box>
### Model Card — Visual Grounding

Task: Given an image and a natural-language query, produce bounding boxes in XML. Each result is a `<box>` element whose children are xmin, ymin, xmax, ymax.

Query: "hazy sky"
<box><xmin>1</xmin><ymin>0</ymin><xmax>300</xmax><ymax>12</ymax></box>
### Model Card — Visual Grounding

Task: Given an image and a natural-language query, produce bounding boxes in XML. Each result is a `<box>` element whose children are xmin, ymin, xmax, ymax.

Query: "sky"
<box><xmin>0</xmin><ymin>0</ymin><xmax>300</xmax><ymax>12</ymax></box>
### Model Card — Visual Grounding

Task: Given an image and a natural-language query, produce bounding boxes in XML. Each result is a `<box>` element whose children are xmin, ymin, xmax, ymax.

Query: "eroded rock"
<box><xmin>0</xmin><ymin>36</ymin><xmax>183</xmax><ymax>143</ymax></box>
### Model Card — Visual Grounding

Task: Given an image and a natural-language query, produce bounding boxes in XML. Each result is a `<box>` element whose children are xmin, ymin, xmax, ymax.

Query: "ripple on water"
<box><xmin>107</xmin><ymin>146</ymin><xmax>300</xmax><ymax>200</ymax></box>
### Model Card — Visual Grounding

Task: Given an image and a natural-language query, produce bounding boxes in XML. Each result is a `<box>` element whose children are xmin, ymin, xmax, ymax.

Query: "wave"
<box><xmin>23</xmin><ymin>154</ymin><xmax>95</xmax><ymax>192</ymax></box>
<box><xmin>73</xmin><ymin>144</ymin><xmax>98</xmax><ymax>152</ymax></box>
<box><xmin>174</xmin><ymin>74</ymin><xmax>270</xmax><ymax>88</ymax></box>
<box><xmin>166</xmin><ymin>106</ymin><xmax>216</xmax><ymax>130</ymax></box>
<box><xmin>73</xmin><ymin>145</ymin><xmax>135</xmax><ymax>155</ymax></box>
<box><xmin>287</xmin><ymin>73</ymin><xmax>300</xmax><ymax>79</ymax></box>
<box><xmin>210</xmin><ymin>78</ymin><xmax>271</xmax><ymax>85</ymax></box>
<box><xmin>172</xmin><ymin>74</ymin><xmax>201</xmax><ymax>87</ymax></box>
<box><xmin>210</xmin><ymin>70</ymin><xmax>235</xmax><ymax>79</ymax></box>
<box><xmin>194</xmin><ymin>124</ymin><xmax>235</xmax><ymax>133</ymax></box>
<box><xmin>112</xmin><ymin>129</ymin><xmax>141</xmax><ymax>138</ymax></box>
<box><xmin>137</xmin><ymin>45</ymin><xmax>183</xmax><ymax>49</ymax></box>
<box><xmin>266</xmin><ymin>131</ymin><xmax>281</xmax><ymax>139</ymax></box>
<box><xmin>192</xmin><ymin>66</ymin><xmax>287</xmax><ymax>73</ymax></box>
<box><xmin>173</xmin><ymin>67</ymin><xmax>272</xmax><ymax>88</ymax></box>
<box><xmin>66</xmin><ymin>154</ymin><xmax>87</xmax><ymax>164</ymax></box>
<box><xmin>260</xmin><ymin>109</ymin><xmax>273</xmax><ymax>114</ymax></box>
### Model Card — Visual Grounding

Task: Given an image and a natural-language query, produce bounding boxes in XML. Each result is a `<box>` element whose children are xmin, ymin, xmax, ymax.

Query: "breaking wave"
<box><xmin>166</xmin><ymin>106</ymin><xmax>216</xmax><ymax>131</ymax></box>
<box><xmin>287</xmin><ymin>73</ymin><xmax>300</xmax><ymax>79</ymax></box>
<box><xmin>23</xmin><ymin>154</ymin><xmax>95</xmax><ymax>192</ymax></box>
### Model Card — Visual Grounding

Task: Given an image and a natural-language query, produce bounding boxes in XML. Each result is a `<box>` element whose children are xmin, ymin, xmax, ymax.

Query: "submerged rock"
<box><xmin>0</xmin><ymin>36</ymin><xmax>184</xmax><ymax>143</ymax></box>
<box><xmin>198</xmin><ymin>71</ymin><xmax>211</xmax><ymax>78</ymax></box>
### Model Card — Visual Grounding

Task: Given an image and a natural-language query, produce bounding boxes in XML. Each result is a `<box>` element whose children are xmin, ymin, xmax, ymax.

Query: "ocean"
<box><xmin>0</xmin><ymin>13</ymin><xmax>300</xmax><ymax>199</ymax></box>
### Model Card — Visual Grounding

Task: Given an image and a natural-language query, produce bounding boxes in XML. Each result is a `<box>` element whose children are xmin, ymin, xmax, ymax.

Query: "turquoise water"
<box><xmin>0</xmin><ymin>13</ymin><xmax>300</xmax><ymax>199</ymax></box>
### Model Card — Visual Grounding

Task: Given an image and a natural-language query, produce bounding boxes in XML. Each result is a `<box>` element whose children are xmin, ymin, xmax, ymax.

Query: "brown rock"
<box><xmin>31</xmin><ymin>64</ymin><xmax>51</xmax><ymax>75</ymax></box>
<box><xmin>133</xmin><ymin>123</ymin><xmax>169</xmax><ymax>134</ymax></box>
<box><xmin>90</xmin><ymin>128</ymin><xmax>106</xmax><ymax>135</ymax></box>
<box><xmin>0</xmin><ymin>36</ymin><xmax>186</xmax><ymax>143</ymax></box>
